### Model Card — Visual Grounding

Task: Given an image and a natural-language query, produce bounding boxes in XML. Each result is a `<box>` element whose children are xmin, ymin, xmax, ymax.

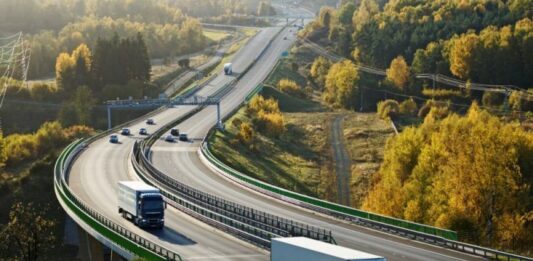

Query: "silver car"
<box><xmin>165</xmin><ymin>135</ymin><xmax>174</xmax><ymax>142</ymax></box>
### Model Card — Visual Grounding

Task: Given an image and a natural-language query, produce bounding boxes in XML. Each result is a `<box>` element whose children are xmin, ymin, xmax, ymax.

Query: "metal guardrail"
<box><xmin>200</xmin><ymin>141</ymin><xmax>533</xmax><ymax>261</ymax></box>
<box><xmin>131</xmin><ymin>143</ymin><xmax>274</xmax><ymax>249</ymax></box>
<box><xmin>54</xmin><ymin>23</ymin><xmax>304</xmax><ymax>260</ymax></box>
<box><xmin>135</xmin><ymin>140</ymin><xmax>334</xmax><ymax>245</ymax></box>
<box><xmin>55</xmin><ymin>140</ymin><xmax>184</xmax><ymax>261</ymax></box>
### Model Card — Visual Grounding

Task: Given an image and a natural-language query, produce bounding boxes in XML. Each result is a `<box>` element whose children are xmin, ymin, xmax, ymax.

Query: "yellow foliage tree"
<box><xmin>363</xmin><ymin>103</ymin><xmax>533</xmax><ymax>249</ymax></box>
<box><xmin>324</xmin><ymin>60</ymin><xmax>359</xmax><ymax>108</ymax></box>
<box><xmin>386</xmin><ymin>56</ymin><xmax>410</xmax><ymax>90</ymax></box>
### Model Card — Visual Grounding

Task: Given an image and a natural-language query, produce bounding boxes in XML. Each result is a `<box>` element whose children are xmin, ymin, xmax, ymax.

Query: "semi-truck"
<box><xmin>223</xmin><ymin>63</ymin><xmax>232</xmax><ymax>75</ymax></box>
<box><xmin>118</xmin><ymin>181</ymin><xmax>166</xmax><ymax>229</ymax></box>
<box><xmin>271</xmin><ymin>237</ymin><xmax>386</xmax><ymax>261</ymax></box>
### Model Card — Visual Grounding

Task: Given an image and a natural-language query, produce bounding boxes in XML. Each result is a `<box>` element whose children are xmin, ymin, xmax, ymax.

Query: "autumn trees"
<box><xmin>323</xmin><ymin>60</ymin><xmax>359</xmax><ymax>109</ymax></box>
<box><xmin>386</xmin><ymin>56</ymin><xmax>410</xmax><ymax>90</ymax></box>
<box><xmin>364</xmin><ymin>104</ymin><xmax>533</xmax><ymax>250</ymax></box>
<box><xmin>247</xmin><ymin>95</ymin><xmax>285</xmax><ymax>138</ymax></box>
<box><xmin>14</xmin><ymin>0</ymin><xmax>207</xmax><ymax>79</ymax></box>
<box><xmin>54</xmin><ymin>33</ymin><xmax>152</xmax><ymax>126</ymax></box>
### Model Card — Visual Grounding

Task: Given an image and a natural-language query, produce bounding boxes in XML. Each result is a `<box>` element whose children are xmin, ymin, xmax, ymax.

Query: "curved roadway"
<box><xmin>68</xmin><ymin>27</ymin><xmax>282</xmax><ymax>260</ymax></box>
<box><xmin>148</xmin><ymin>26</ymin><xmax>483</xmax><ymax>261</ymax></box>
<box><xmin>68</xmin><ymin>8</ymin><xmax>482</xmax><ymax>261</ymax></box>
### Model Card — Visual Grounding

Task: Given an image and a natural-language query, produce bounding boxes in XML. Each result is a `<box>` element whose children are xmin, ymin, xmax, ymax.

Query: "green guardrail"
<box><xmin>201</xmin><ymin>143</ymin><xmax>458</xmax><ymax>241</ymax></box>
<box><xmin>245</xmin><ymin>84</ymin><xmax>264</xmax><ymax>102</ymax></box>
<box><xmin>55</xmin><ymin>140</ymin><xmax>182</xmax><ymax>261</ymax></box>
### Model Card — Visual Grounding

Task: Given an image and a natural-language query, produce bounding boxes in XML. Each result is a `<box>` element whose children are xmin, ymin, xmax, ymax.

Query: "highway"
<box><xmin>147</xmin><ymin>23</ymin><xmax>482</xmax><ymax>261</ymax></box>
<box><xmin>67</xmin><ymin>27</ymin><xmax>282</xmax><ymax>260</ymax></box>
<box><xmin>67</xmin><ymin>9</ymin><xmax>482</xmax><ymax>261</ymax></box>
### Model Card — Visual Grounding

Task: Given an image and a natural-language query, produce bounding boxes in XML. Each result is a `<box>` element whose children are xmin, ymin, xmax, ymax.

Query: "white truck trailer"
<box><xmin>118</xmin><ymin>181</ymin><xmax>165</xmax><ymax>229</ymax></box>
<box><xmin>223</xmin><ymin>63</ymin><xmax>233</xmax><ymax>75</ymax></box>
<box><xmin>271</xmin><ymin>237</ymin><xmax>386</xmax><ymax>261</ymax></box>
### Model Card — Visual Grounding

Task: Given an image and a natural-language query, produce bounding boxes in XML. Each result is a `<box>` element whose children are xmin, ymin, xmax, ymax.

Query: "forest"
<box><xmin>298</xmin><ymin>0</ymin><xmax>533</xmax><ymax>254</ymax></box>
<box><xmin>1</xmin><ymin>0</ymin><xmax>208</xmax><ymax>79</ymax></box>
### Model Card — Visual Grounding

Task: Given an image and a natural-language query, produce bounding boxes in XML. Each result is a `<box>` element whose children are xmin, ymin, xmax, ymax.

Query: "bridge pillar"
<box><xmin>77</xmin><ymin>225</ymin><xmax>105</xmax><ymax>261</ymax></box>
<box><xmin>216</xmin><ymin>102</ymin><xmax>224</xmax><ymax>130</ymax></box>
<box><xmin>109</xmin><ymin>249</ymin><xmax>124</xmax><ymax>261</ymax></box>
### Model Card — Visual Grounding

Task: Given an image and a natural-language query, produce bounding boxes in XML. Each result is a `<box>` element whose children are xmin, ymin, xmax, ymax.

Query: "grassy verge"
<box><xmin>204</xmin><ymin>30</ymin><xmax>232</xmax><ymax>42</ymax></box>
<box><xmin>343</xmin><ymin>113</ymin><xmax>394</xmax><ymax>207</ymax></box>
<box><xmin>209</xmin><ymin>43</ymin><xmax>395</xmax><ymax>208</ymax></box>
<box><xmin>210</xmin><ymin>108</ymin><xmax>338</xmax><ymax>201</ymax></box>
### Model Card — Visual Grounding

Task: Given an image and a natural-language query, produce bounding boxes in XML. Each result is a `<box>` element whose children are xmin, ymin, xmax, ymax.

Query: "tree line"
<box><xmin>302</xmin><ymin>0</ymin><xmax>531</xmax><ymax>87</ymax></box>
<box><xmin>29</xmin><ymin>16</ymin><xmax>206</xmax><ymax>79</ymax></box>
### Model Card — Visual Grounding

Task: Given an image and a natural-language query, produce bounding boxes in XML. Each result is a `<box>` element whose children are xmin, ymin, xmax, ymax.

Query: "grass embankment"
<box><xmin>210</xmin><ymin>52</ymin><xmax>394</xmax><ymax>207</ymax></box>
<box><xmin>204</xmin><ymin>30</ymin><xmax>232</xmax><ymax>42</ymax></box>
<box><xmin>209</xmin><ymin>89</ymin><xmax>337</xmax><ymax>200</ymax></box>
<box><xmin>343</xmin><ymin>113</ymin><xmax>394</xmax><ymax>207</ymax></box>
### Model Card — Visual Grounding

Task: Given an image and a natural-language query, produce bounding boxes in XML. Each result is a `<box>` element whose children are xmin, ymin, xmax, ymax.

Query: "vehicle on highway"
<box><xmin>118</xmin><ymin>181</ymin><xmax>165</xmax><ymax>229</ymax></box>
<box><xmin>121</xmin><ymin>128</ymin><xmax>130</xmax><ymax>135</ymax></box>
<box><xmin>109</xmin><ymin>135</ymin><xmax>119</xmax><ymax>143</ymax></box>
<box><xmin>223</xmin><ymin>63</ymin><xmax>232</xmax><ymax>75</ymax></box>
<box><xmin>139</xmin><ymin>128</ymin><xmax>148</xmax><ymax>135</ymax></box>
<box><xmin>179</xmin><ymin>133</ymin><xmax>188</xmax><ymax>141</ymax></box>
<box><xmin>271</xmin><ymin>237</ymin><xmax>385</xmax><ymax>261</ymax></box>
<box><xmin>170</xmin><ymin>128</ymin><xmax>179</xmax><ymax>136</ymax></box>
<box><xmin>283</xmin><ymin>36</ymin><xmax>287</xmax><ymax>40</ymax></box>
<box><xmin>146</xmin><ymin>118</ymin><xmax>154</xmax><ymax>125</ymax></box>
<box><xmin>165</xmin><ymin>135</ymin><xmax>174</xmax><ymax>142</ymax></box>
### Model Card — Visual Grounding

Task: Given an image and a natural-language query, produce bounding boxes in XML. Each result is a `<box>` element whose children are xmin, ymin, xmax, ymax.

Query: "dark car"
<box><xmin>109</xmin><ymin>135</ymin><xmax>119</xmax><ymax>143</ymax></box>
<box><xmin>179</xmin><ymin>133</ymin><xmax>188</xmax><ymax>141</ymax></box>
<box><xmin>146</xmin><ymin>119</ymin><xmax>155</xmax><ymax>125</ymax></box>
<box><xmin>121</xmin><ymin>128</ymin><xmax>131</xmax><ymax>135</ymax></box>
<box><xmin>139</xmin><ymin>128</ymin><xmax>148</xmax><ymax>135</ymax></box>
<box><xmin>170</xmin><ymin>128</ymin><xmax>179</xmax><ymax>136</ymax></box>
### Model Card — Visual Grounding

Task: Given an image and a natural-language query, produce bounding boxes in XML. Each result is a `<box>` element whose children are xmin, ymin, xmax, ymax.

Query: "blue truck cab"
<box><xmin>118</xmin><ymin>181</ymin><xmax>166</xmax><ymax>229</ymax></box>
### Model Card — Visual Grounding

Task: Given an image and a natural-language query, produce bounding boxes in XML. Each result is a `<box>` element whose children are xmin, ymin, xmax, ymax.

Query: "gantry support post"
<box><xmin>107</xmin><ymin>106</ymin><xmax>112</xmax><ymax>130</ymax></box>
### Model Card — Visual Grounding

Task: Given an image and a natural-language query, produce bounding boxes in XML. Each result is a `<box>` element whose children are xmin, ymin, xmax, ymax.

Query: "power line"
<box><xmin>359</xmin><ymin>86</ymin><xmax>527</xmax><ymax>116</ymax></box>
<box><xmin>299</xmin><ymin>37</ymin><xmax>533</xmax><ymax>101</ymax></box>
<box><xmin>0</xmin><ymin>32</ymin><xmax>31</xmax><ymax>110</ymax></box>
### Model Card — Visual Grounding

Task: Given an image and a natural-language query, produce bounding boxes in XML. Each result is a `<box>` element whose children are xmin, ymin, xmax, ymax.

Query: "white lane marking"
<box><xmin>151</xmin><ymin>146</ymin><xmax>199</xmax><ymax>152</ymax></box>
<box><xmin>186</xmin><ymin>254</ymin><xmax>266</xmax><ymax>260</ymax></box>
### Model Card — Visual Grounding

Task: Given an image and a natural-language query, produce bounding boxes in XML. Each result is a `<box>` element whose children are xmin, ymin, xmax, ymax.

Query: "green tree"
<box><xmin>1</xmin><ymin>202</ymin><xmax>56</xmax><ymax>261</ymax></box>
<box><xmin>72</xmin><ymin>86</ymin><xmax>96</xmax><ymax>125</ymax></box>
<box><xmin>337</xmin><ymin>2</ymin><xmax>356</xmax><ymax>27</ymax></box>
<box><xmin>386</xmin><ymin>56</ymin><xmax>410</xmax><ymax>90</ymax></box>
